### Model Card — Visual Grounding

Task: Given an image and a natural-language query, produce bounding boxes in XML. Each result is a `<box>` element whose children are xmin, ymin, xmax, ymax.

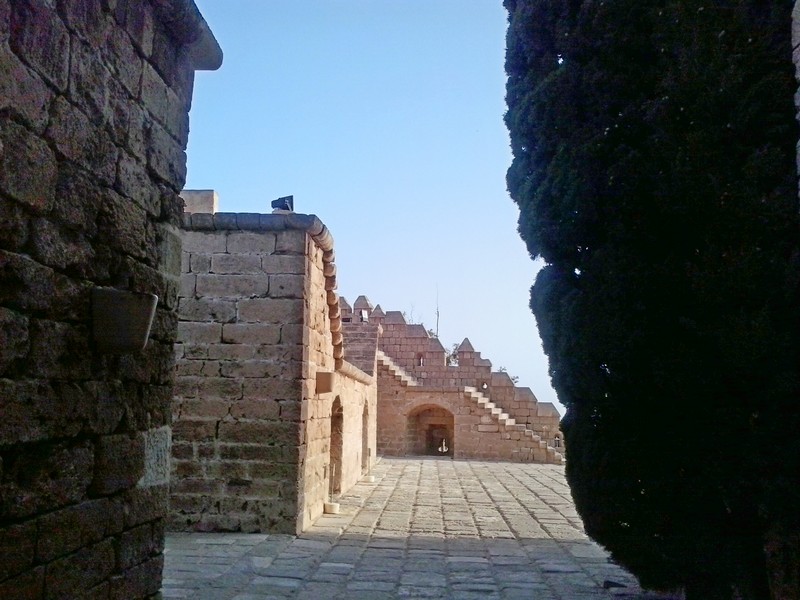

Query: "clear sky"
<box><xmin>186</xmin><ymin>0</ymin><xmax>564</xmax><ymax>416</ymax></box>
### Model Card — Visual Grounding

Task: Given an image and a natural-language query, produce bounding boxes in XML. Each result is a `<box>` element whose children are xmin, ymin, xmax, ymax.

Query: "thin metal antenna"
<box><xmin>435</xmin><ymin>285</ymin><xmax>440</xmax><ymax>338</ymax></box>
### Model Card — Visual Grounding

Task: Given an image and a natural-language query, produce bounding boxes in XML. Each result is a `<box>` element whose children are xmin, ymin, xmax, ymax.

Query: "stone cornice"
<box><xmin>152</xmin><ymin>0</ymin><xmax>223</xmax><ymax>70</ymax></box>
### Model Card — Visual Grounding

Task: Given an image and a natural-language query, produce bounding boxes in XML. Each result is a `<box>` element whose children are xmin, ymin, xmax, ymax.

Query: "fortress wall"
<box><xmin>174</xmin><ymin>213</ymin><xmax>376</xmax><ymax>534</ymax></box>
<box><xmin>0</xmin><ymin>1</ymin><xmax>219</xmax><ymax>597</ymax></box>
<box><xmin>173</xmin><ymin>221</ymin><xmax>307</xmax><ymax>533</ymax></box>
<box><xmin>299</xmin><ymin>241</ymin><xmax>377</xmax><ymax>531</ymax></box>
<box><xmin>376</xmin><ymin>369</ymin><xmax>556</xmax><ymax>463</ymax></box>
<box><xmin>377</xmin><ymin>321</ymin><xmax>493</xmax><ymax>389</ymax></box>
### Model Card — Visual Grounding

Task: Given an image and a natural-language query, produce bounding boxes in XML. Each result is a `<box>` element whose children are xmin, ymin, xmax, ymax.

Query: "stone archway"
<box><xmin>407</xmin><ymin>405</ymin><xmax>454</xmax><ymax>457</ymax></box>
<box><xmin>330</xmin><ymin>397</ymin><xmax>344</xmax><ymax>497</ymax></box>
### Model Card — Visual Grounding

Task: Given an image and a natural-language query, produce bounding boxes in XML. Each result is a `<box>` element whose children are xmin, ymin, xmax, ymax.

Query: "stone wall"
<box><xmin>173</xmin><ymin>211</ymin><xmax>377</xmax><ymax>534</ymax></box>
<box><xmin>0</xmin><ymin>2</ymin><xmax>219</xmax><ymax>598</ymax></box>
<box><xmin>298</xmin><ymin>236</ymin><xmax>377</xmax><ymax>530</ymax></box>
<box><xmin>362</xmin><ymin>308</ymin><xmax>563</xmax><ymax>454</ymax></box>
<box><xmin>376</xmin><ymin>360</ymin><xmax>560</xmax><ymax>463</ymax></box>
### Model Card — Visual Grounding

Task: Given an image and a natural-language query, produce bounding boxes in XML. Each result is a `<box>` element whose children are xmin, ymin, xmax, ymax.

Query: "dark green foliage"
<box><xmin>505</xmin><ymin>1</ymin><xmax>799</xmax><ymax>597</ymax></box>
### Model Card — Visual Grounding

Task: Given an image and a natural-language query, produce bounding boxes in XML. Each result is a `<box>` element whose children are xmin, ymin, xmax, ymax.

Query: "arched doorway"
<box><xmin>329</xmin><ymin>397</ymin><xmax>343</xmax><ymax>497</ymax></box>
<box><xmin>361</xmin><ymin>404</ymin><xmax>369</xmax><ymax>474</ymax></box>
<box><xmin>407</xmin><ymin>405</ymin><xmax>454</xmax><ymax>457</ymax></box>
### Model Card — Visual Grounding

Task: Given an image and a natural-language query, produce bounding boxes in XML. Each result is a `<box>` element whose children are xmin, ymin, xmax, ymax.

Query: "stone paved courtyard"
<box><xmin>162</xmin><ymin>457</ymin><xmax>682</xmax><ymax>599</ymax></box>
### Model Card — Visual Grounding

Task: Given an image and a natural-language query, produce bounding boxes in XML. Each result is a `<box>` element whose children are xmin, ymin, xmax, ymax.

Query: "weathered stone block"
<box><xmin>45</xmin><ymin>538</ymin><xmax>116</xmax><ymax>599</ymax></box>
<box><xmin>222</xmin><ymin>323</ymin><xmax>281</xmax><ymax>345</ymax></box>
<box><xmin>117</xmin><ymin>0</ymin><xmax>155</xmax><ymax>57</ymax></box>
<box><xmin>146</xmin><ymin>119</ymin><xmax>187</xmax><ymax>188</ymax></box>
<box><xmin>51</xmin><ymin>165</ymin><xmax>103</xmax><ymax>234</ymax></box>
<box><xmin>226</xmin><ymin>231</ymin><xmax>277</xmax><ymax>254</ymax></box>
<box><xmin>0</xmin><ymin>521</ymin><xmax>36</xmax><ymax>581</ymax></box>
<box><xmin>116</xmin><ymin>484</ymin><xmax>169</xmax><ymax>529</ymax></box>
<box><xmin>196</xmin><ymin>274</ymin><xmax>270</xmax><ymax>298</ymax></box>
<box><xmin>180</xmin><ymin>272</ymin><xmax>196</xmax><ymax>297</ymax></box>
<box><xmin>0</xmin><ymin>306</ymin><xmax>29</xmax><ymax>376</ymax></box>
<box><xmin>207</xmin><ymin>343</ymin><xmax>257</xmax><ymax>360</ymax></box>
<box><xmin>116</xmin><ymin>150</ymin><xmax>160</xmax><ymax>216</ymax></box>
<box><xmin>0</xmin><ymin>566</ymin><xmax>44</xmax><ymax>600</ymax></box>
<box><xmin>177</xmin><ymin>321</ymin><xmax>222</xmax><ymax>344</ymax></box>
<box><xmin>92</xmin><ymin>434</ymin><xmax>145</xmax><ymax>495</ymax></box>
<box><xmin>0</xmin><ymin>197</ymin><xmax>30</xmax><ymax>251</ymax></box>
<box><xmin>189</xmin><ymin>252</ymin><xmax>212</xmax><ymax>273</ymax></box>
<box><xmin>177</xmin><ymin>398</ymin><xmax>231</xmax><ymax>419</ymax></box>
<box><xmin>0</xmin><ymin>44</ymin><xmax>52</xmax><ymax>131</ymax></box>
<box><xmin>97</xmin><ymin>189</ymin><xmax>155</xmax><ymax>262</ymax></box>
<box><xmin>117</xmin><ymin>521</ymin><xmax>163</xmax><ymax>570</ymax></box>
<box><xmin>0</xmin><ymin>441</ymin><xmax>94</xmax><ymax>520</ymax></box>
<box><xmin>179</xmin><ymin>297</ymin><xmax>237</xmax><ymax>323</ymax></box>
<box><xmin>218</xmin><ymin>444</ymin><xmax>287</xmax><ymax>462</ymax></box>
<box><xmin>219</xmin><ymin>359</ymin><xmax>285</xmax><ymax>379</ymax></box>
<box><xmin>35</xmin><ymin>499</ymin><xmax>109</xmax><ymax>562</ymax></box>
<box><xmin>228</xmin><ymin>398</ymin><xmax>281</xmax><ymax>420</ymax></box>
<box><xmin>29</xmin><ymin>217</ymin><xmax>94</xmax><ymax>274</ymax></box>
<box><xmin>211</xmin><ymin>253</ymin><xmax>262</xmax><ymax>274</ymax></box>
<box><xmin>9</xmin><ymin>0</ymin><xmax>70</xmax><ymax>91</ymax></box>
<box><xmin>275</xmin><ymin>229</ymin><xmax>306</xmax><ymax>254</ymax></box>
<box><xmin>262</xmin><ymin>254</ymin><xmax>306</xmax><ymax>274</ymax></box>
<box><xmin>0</xmin><ymin>118</ymin><xmax>57</xmax><ymax>213</ymax></box>
<box><xmin>243</xmin><ymin>377</ymin><xmax>303</xmax><ymax>401</ymax></box>
<box><xmin>238</xmin><ymin>298</ymin><xmax>303</xmax><ymax>324</ymax></box>
<box><xmin>59</xmin><ymin>0</ymin><xmax>107</xmax><ymax>46</ymax></box>
<box><xmin>109</xmin><ymin>554</ymin><xmax>163</xmax><ymax>600</ymax></box>
<box><xmin>278</xmin><ymin>323</ymin><xmax>307</xmax><ymax>345</ymax></box>
<box><xmin>141</xmin><ymin>61</ymin><xmax>187</xmax><ymax>142</ymax></box>
<box><xmin>218</xmin><ymin>421</ymin><xmax>300</xmax><ymax>445</ymax></box>
<box><xmin>195</xmin><ymin>377</ymin><xmax>243</xmax><ymax>400</ymax></box>
<box><xmin>269</xmin><ymin>274</ymin><xmax>305</xmax><ymax>299</ymax></box>
<box><xmin>103</xmin><ymin>21</ymin><xmax>143</xmax><ymax>97</ymax></box>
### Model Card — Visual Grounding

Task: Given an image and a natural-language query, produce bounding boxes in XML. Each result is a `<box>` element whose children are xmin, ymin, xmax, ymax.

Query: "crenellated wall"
<box><xmin>0</xmin><ymin>2</ymin><xmax>220</xmax><ymax>598</ymax></box>
<box><xmin>355</xmin><ymin>307</ymin><xmax>564</xmax><ymax>456</ymax></box>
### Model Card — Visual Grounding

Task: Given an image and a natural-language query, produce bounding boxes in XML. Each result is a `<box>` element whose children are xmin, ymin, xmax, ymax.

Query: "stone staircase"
<box><xmin>376</xmin><ymin>350</ymin><xmax>562</xmax><ymax>464</ymax></box>
<box><xmin>376</xmin><ymin>350</ymin><xmax>419</xmax><ymax>387</ymax></box>
<box><xmin>463</xmin><ymin>386</ymin><xmax>563</xmax><ymax>465</ymax></box>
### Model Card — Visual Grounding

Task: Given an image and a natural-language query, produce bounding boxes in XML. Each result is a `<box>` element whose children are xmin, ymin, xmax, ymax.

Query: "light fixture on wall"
<box><xmin>91</xmin><ymin>287</ymin><xmax>158</xmax><ymax>354</ymax></box>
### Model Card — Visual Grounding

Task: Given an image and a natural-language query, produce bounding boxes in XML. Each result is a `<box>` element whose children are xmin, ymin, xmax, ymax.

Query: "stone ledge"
<box><xmin>152</xmin><ymin>0</ymin><xmax>223</xmax><ymax>71</ymax></box>
<box><xmin>336</xmin><ymin>360</ymin><xmax>374</xmax><ymax>386</ymax></box>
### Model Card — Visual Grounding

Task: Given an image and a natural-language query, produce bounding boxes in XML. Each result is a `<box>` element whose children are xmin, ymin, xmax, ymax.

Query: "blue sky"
<box><xmin>186</xmin><ymin>1</ymin><xmax>564</xmax><ymax>415</ymax></box>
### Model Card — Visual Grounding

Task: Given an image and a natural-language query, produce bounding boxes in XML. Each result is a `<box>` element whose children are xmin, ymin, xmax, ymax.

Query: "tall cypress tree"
<box><xmin>505</xmin><ymin>1</ymin><xmax>800</xmax><ymax>597</ymax></box>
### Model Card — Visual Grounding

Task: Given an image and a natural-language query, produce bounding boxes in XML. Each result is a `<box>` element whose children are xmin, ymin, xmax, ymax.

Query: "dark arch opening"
<box><xmin>406</xmin><ymin>404</ymin><xmax>454</xmax><ymax>457</ymax></box>
<box><xmin>329</xmin><ymin>397</ymin><xmax>343</xmax><ymax>497</ymax></box>
<box><xmin>361</xmin><ymin>404</ymin><xmax>369</xmax><ymax>473</ymax></box>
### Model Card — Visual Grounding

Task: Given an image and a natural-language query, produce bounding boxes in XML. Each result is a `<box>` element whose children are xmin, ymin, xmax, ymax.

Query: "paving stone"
<box><xmin>162</xmin><ymin>458</ymin><xmax>684</xmax><ymax>600</ymax></box>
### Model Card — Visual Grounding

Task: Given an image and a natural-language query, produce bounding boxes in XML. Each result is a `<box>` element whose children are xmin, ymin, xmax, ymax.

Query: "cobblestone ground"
<box><xmin>162</xmin><ymin>457</ymin><xmax>682</xmax><ymax>599</ymax></box>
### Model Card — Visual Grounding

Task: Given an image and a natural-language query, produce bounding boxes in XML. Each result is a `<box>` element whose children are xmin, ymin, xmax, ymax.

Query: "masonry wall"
<box><xmin>173</xmin><ymin>213</ymin><xmax>377</xmax><ymax>534</ymax></box>
<box><xmin>373</xmin><ymin>313</ymin><xmax>563</xmax><ymax>452</ymax></box>
<box><xmin>0</xmin><ymin>1</ymin><xmax>218</xmax><ymax>598</ymax></box>
<box><xmin>376</xmin><ymin>367</ymin><xmax>558</xmax><ymax>463</ymax></box>
<box><xmin>172</xmin><ymin>217</ymin><xmax>307</xmax><ymax>533</ymax></box>
<box><xmin>298</xmin><ymin>235</ymin><xmax>376</xmax><ymax>531</ymax></box>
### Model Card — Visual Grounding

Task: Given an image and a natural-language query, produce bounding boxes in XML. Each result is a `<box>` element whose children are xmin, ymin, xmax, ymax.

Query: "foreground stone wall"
<box><xmin>173</xmin><ymin>215</ymin><xmax>308</xmax><ymax>533</ymax></box>
<box><xmin>173</xmin><ymin>211</ymin><xmax>377</xmax><ymax>533</ymax></box>
<box><xmin>0</xmin><ymin>1</ymin><xmax>219</xmax><ymax>598</ymax></box>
